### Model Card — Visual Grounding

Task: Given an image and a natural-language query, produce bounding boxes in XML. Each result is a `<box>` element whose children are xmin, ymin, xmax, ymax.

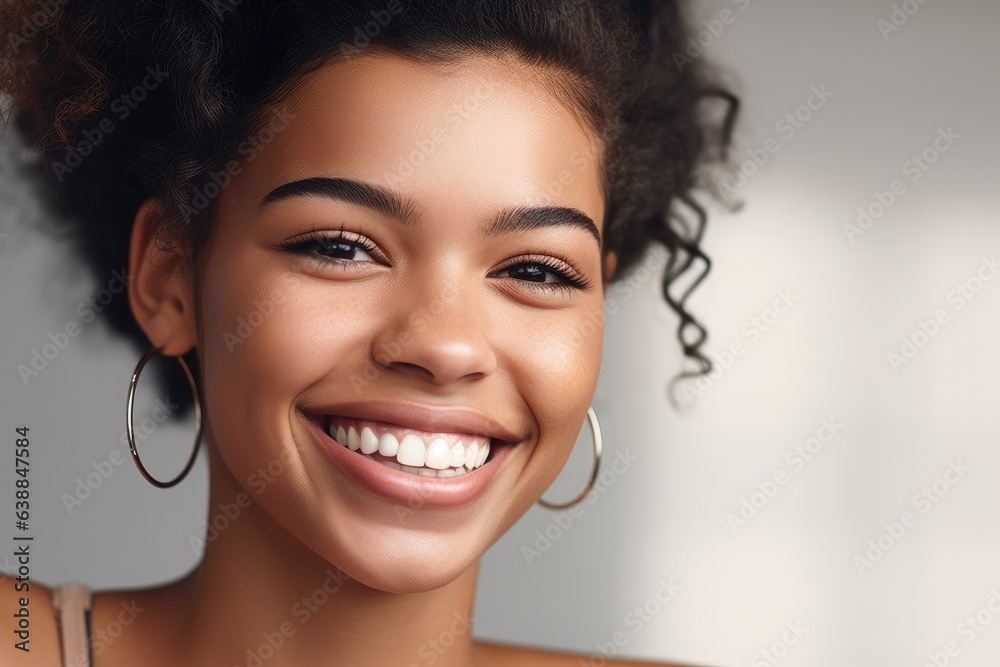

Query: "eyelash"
<box><xmin>494</xmin><ymin>254</ymin><xmax>592</xmax><ymax>295</ymax></box>
<box><xmin>279</xmin><ymin>231</ymin><xmax>592</xmax><ymax>295</ymax></box>
<box><xmin>279</xmin><ymin>229</ymin><xmax>382</xmax><ymax>270</ymax></box>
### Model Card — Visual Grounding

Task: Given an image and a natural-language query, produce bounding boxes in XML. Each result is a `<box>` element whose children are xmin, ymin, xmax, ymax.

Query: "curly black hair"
<box><xmin>0</xmin><ymin>0</ymin><xmax>738</xmax><ymax>418</ymax></box>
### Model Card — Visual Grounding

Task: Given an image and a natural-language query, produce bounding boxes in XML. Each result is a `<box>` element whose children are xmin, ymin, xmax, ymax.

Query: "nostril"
<box><xmin>376</xmin><ymin>359</ymin><xmax>487</xmax><ymax>385</ymax></box>
<box><xmin>389</xmin><ymin>361</ymin><xmax>432</xmax><ymax>378</ymax></box>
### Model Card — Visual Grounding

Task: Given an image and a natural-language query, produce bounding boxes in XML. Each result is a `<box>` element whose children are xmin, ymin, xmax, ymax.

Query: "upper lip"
<box><xmin>302</xmin><ymin>399</ymin><xmax>523</xmax><ymax>443</ymax></box>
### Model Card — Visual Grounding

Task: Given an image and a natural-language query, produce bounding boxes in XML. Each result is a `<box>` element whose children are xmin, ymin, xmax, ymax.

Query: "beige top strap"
<box><xmin>52</xmin><ymin>584</ymin><xmax>91</xmax><ymax>667</ymax></box>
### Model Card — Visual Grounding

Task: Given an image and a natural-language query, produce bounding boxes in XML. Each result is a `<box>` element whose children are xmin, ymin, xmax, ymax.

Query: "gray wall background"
<box><xmin>2</xmin><ymin>1</ymin><xmax>999</xmax><ymax>665</ymax></box>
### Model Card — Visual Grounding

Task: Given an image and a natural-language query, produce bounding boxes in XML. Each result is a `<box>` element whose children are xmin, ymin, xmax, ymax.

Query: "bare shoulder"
<box><xmin>474</xmin><ymin>639</ymin><xmax>705</xmax><ymax>667</ymax></box>
<box><xmin>0</xmin><ymin>578</ymin><xmax>60</xmax><ymax>666</ymax></box>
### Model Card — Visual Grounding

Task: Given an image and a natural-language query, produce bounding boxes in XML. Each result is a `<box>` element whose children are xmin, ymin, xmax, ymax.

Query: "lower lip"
<box><xmin>303</xmin><ymin>413</ymin><xmax>515</xmax><ymax>510</ymax></box>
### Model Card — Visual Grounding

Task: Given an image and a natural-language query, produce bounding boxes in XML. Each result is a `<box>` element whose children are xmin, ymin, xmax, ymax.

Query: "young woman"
<box><xmin>0</xmin><ymin>0</ymin><xmax>737</xmax><ymax>664</ymax></box>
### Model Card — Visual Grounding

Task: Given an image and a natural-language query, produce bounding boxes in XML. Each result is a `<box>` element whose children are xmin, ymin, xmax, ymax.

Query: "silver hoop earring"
<box><xmin>537</xmin><ymin>406</ymin><xmax>603</xmax><ymax>510</ymax></box>
<box><xmin>126</xmin><ymin>346</ymin><xmax>203</xmax><ymax>488</ymax></box>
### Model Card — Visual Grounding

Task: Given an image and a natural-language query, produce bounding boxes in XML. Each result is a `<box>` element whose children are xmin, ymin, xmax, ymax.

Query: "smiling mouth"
<box><xmin>322</xmin><ymin>415</ymin><xmax>496</xmax><ymax>478</ymax></box>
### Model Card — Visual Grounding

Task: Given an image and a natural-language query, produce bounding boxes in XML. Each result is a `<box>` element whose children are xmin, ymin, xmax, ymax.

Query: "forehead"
<box><xmin>240</xmin><ymin>49</ymin><xmax>606</xmax><ymax>229</ymax></box>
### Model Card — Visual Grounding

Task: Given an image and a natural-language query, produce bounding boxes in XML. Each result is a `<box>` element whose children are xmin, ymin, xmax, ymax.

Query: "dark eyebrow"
<box><xmin>261</xmin><ymin>177</ymin><xmax>420</xmax><ymax>225</ymax></box>
<box><xmin>485</xmin><ymin>204</ymin><xmax>601</xmax><ymax>249</ymax></box>
<box><xmin>260</xmin><ymin>177</ymin><xmax>601</xmax><ymax>248</ymax></box>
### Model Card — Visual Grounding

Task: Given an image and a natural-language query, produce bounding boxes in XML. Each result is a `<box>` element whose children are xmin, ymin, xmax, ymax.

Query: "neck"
<box><xmin>174</xmin><ymin>440</ymin><xmax>481</xmax><ymax>667</ymax></box>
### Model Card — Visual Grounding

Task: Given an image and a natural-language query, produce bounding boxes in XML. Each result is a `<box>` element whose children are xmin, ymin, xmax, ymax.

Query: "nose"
<box><xmin>369</xmin><ymin>283</ymin><xmax>497</xmax><ymax>386</ymax></box>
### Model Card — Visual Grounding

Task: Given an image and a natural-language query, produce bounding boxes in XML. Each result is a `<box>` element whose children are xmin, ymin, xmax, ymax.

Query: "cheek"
<box><xmin>199</xmin><ymin>230</ymin><xmax>383</xmax><ymax>377</ymax></box>
<box><xmin>194</xmin><ymin>251</ymin><xmax>376</xmax><ymax>474</ymax></box>
<box><xmin>510</xmin><ymin>308</ymin><xmax>603</xmax><ymax>465</ymax></box>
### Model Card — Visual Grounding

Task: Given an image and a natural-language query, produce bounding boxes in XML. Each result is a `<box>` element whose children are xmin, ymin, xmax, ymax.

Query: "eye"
<box><xmin>279</xmin><ymin>230</ymin><xmax>383</xmax><ymax>269</ymax></box>
<box><xmin>492</xmin><ymin>254</ymin><xmax>593</xmax><ymax>296</ymax></box>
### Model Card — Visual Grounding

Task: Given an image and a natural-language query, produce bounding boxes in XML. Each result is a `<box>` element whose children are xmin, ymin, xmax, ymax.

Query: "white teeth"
<box><xmin>425</xmin><ymin>438</ymin><xmax>452</xmax><ymax>470</ymax></box>
<box><xmin>377</xmin><ymin>432</ymin><xmax>399</xmax><ymax>458</ymax></box>
<box><xmin>397</xmin><ymin>434</ymin><xmax>426</xmax><ymax>467</ymax></box>
<box><xmin>360</xmin><ymin>427</ymin><xmax>379</xmax><ymax>454</ymax></box>
<box><xmin>325</xmin><ymin>416</ymin><xmax>497</xmax><ymax>476</ymax></box>
<box><xmin>450</xmin><ymin>442</ymin><xmax>465</xmax><ymax>467</ymax></box>
<box><xmin>464</xmin><ymin>442</ymin><xmax>479</xmax><ymax>469</ymax></box>
<box><xmin>350</xmin><ymin>453</ymin><xmax>475</xmax><ymax>477</ymax></box>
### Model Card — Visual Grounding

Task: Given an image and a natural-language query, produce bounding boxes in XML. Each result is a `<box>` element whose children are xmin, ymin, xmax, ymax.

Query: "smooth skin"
<box><xmin>2</xmin><ymin>49</ymin><xmax>699</xmax><ymax>666</ymax></box>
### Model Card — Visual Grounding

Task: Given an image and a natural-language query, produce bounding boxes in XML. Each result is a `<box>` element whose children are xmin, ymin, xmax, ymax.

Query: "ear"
<box><xmin>127</xmin><ymin>199</ymin><xmax>199</xmax><ymax>357</ymax></box>
<box><xmin>602</xmin><ymin>251</ymin><xmax>618</xmax><ymax>295</ymax></box>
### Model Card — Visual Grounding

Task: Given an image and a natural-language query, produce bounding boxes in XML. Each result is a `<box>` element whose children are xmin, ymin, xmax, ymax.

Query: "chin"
<box><xmin>346</xmin><ymin>560</ymin><xmax>474</xmax><ymax>594</ymax></box>
<box><xmin>309</xmin><ymin>530</ymin><xmax>484</xmax><ymax>594</ymax></box>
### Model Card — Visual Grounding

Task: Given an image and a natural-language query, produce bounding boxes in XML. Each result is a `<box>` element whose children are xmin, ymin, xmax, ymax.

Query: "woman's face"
<box><xmin>184</xmin><ymin>50</ymin><xmax>611</xmax><ymax>592</ymax></box>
